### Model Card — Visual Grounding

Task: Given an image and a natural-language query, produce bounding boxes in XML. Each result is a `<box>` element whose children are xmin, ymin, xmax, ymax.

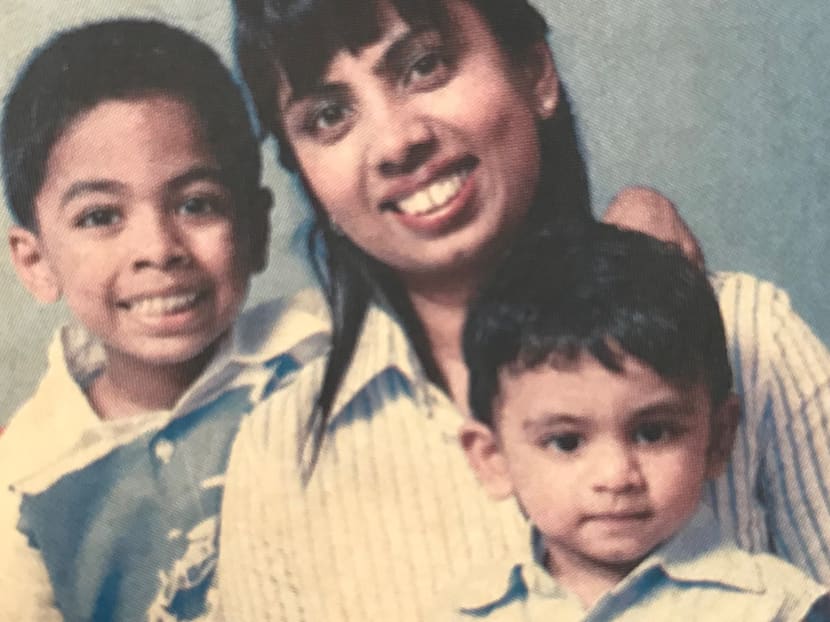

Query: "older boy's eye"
<box><xmin>546</xmin><ymin>433</ymin><xmax>583</xmax><ymax>454</ymax></box>
<box><xmin>633</xmin><ymin>422</ymin><xmax>675</xmax><ymax>445</ymax></box>
<box><xmin>305</xmin><ymin>101</ymin><xmax>352</xmax><ymax>137</ymax></box>
<box><xmin>75</xmin><ymin>207</ymin><xmax>121</xmax><ymax>228</ymax></box>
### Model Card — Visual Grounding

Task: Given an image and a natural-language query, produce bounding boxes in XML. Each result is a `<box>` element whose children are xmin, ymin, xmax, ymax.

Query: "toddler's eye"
<box><xmin>75</xmin><ymin>207</ymin><xmax>121</xmax><ymax>228</ymax></box>
<box><xmin>633</xmin><ymin>422</ymin><xmax>674</xmax><ymax>445</ymax></box>
<box><xmin>178</xmin><ymin>197</ymin><xmax>217</xmax><ymax>216</ymax></box>
<box><xmin>546</xmin><ymin>433</ymin><xmax>583</xmax><ymax>454</ymax></box>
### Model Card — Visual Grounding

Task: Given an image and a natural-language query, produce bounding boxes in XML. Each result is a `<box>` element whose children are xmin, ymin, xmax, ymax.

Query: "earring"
<box><xmin>539</xmin><ymin>96</ymin><xmax>556</xmax><ymax>118</ymax></box>
<box><xmin>328</xmin><ymin>216</ymin><xmax>344</xmax><ymax>237</ymax></box>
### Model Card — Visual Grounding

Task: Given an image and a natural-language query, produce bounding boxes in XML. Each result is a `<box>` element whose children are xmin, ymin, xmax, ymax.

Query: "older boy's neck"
<box><xmin>88</xmin><ymin>346</ymin><xmax>216</xmax><ymax>420</ymax></box>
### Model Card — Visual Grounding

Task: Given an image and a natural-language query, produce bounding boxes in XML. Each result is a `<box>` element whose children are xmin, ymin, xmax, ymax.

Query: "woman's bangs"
<box><xmin>276</xmin><ymin>0</ymin><xmax>452</xmax><ymax>94</ymax></box>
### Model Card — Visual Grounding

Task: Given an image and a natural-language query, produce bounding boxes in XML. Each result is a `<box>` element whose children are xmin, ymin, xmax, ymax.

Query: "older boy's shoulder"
<box><xmin>232</xmin><ymin>288</ymin><xmax>331</xmax><ymax>362</ymax></box>
<box><xmin>0</xmin><ymin>327</ymin><xmax>100</xmax><ymax>488</ymax></box>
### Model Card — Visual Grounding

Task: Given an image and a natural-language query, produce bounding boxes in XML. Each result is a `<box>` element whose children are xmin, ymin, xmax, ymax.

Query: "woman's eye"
<box><xmin>546</xmin><ymin>433</ymin><xmax>583</xmax><ymax>454</ymax></box>
<box><xmin>634</xmin><ymin>422</ymin><xmax>675</xmax><ymax>445</ymax></box>
<box><xmin>406</xmin><ymin>51</ymin><xmax>450</xmax><ymax>88</ymax></box>
<box><xmin>75</xmin><ymin>207</ymin><xmax>120</xmax><ymax>229</ymax></box>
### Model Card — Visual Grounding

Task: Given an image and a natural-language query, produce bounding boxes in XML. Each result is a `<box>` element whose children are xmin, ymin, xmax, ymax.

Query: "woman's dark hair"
<box><xmin>2</xmin><ymin>19</ymin><xmax>262</xmax><ymax>230</ymax></box>
<box><xmin>464</xmin><ymin>222</ymin><xmax>732</xmax><ymax>427</ymax></box>
<box><xmin>233</xmin><ymin>0</ymin><xmax>594</xmax><ymax>475</ymax></box>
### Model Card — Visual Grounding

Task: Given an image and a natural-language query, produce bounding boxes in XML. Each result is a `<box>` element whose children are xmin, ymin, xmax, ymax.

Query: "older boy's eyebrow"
<box><xmin>60</xmin><ymin>180</ymin><xmax>126</xmax><ymax>208</ymax></box>
<box><xmin>285</xmin><ymin>81</ymin><xmax>350</xmax><ymax>108</ymax></box>
<box><xmin>166</xmin><ymin>166</ymin><xmax>228</xmax><ymax>192</ymax></box>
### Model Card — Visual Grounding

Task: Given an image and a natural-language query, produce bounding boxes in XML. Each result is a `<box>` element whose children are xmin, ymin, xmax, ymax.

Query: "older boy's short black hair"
<box><xmin>2</xmin><ymin>19</ymin><xmax>261</xmax><ymax>230</ymax></box>
<box><xmin>464</xmin><ymin>222</ymin><xmax>733</xmax><ymax>427</ymax></box>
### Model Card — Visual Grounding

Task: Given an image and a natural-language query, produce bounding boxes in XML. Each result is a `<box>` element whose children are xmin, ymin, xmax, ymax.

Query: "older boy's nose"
<box><xmin>131</xmin><ymin>211</ymin><xmax>190</xmax><ymax>271</ymax></box>
<box><xmin>591</xmin><ymin>444</ymin><xmax>646</xmax><ymax>494</ymax></box>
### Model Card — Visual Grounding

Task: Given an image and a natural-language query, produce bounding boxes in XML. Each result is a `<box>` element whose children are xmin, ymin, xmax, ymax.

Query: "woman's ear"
<box><xmin>705</xmin><ymin>393</ymin><xmax>740</xmax><ymax>479</ymax></box>
<box><xmin>8</xmin><ymin>226</ymin><xmax>61</xmax><ymax>303</ymax></box>
<box><xmin>524</xmin><ymin>40</ymin><xmax>559</xmax><ymax>120</ymax></box>
<box><xmin>459</xmin><ymin>419</ymin><xmax>514</xmax><ymax>500</ymax></box>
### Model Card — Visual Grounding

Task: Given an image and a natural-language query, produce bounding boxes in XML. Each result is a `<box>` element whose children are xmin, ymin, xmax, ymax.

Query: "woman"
<box><xmin>219</xmin><ymin>0</ymin><xmax>830</xmax><ymax>619</ymax></box>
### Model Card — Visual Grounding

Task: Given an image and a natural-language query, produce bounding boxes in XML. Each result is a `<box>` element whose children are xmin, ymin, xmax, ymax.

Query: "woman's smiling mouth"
<box><xmin>394</xmin><ymin>168</ymin><xmax>471</xmax><ymax>216</ymax></box>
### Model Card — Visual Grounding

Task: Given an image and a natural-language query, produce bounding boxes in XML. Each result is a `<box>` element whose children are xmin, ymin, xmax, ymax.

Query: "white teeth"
<box><xmin>397</xmin><ymin>171</ymin><xmax>467</xmax><ymax>216</ymax></box>
<box><xmin>129</xmin><ymin>292</ymin><xmax>199</xmax><ymax>316</ymax></box>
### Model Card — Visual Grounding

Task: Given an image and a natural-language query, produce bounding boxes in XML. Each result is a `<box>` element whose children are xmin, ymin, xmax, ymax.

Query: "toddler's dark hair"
<box><xmin>464</xmin><ymin>222</ymin><xmax>732</xmax><ymax>426</ymax></box>
<box><xmin>2</xmin><ymin>19</ymin><xmax>261</xmax><ymax>230</ymax></box>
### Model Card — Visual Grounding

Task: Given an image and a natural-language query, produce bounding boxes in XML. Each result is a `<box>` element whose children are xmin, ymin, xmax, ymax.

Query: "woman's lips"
<box><xmin>380</xmin><ymin>157</ymin><xmax>479</xmax><ymax>235</ymax></box>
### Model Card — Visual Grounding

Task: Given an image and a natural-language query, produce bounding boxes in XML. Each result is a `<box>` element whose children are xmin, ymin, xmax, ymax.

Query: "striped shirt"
<box><xmin>218</xmin><ymin>272</ymin><xmax>830</xmax><ymax>622</ymax></box>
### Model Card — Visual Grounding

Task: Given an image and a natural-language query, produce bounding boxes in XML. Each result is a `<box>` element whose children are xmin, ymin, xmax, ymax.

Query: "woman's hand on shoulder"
<box><xmin>602</xmin><ymin>186</ymin><xmax>705</xmax><ymax>270</ymax></box>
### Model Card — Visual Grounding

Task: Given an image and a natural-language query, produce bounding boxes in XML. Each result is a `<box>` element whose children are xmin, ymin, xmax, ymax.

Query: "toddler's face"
<box><xmin>464</xmin><ymin>350</ymin><xmax>734</xmax><ymax>581</ymax></box>
<box><xmin>20</xmin><ymin>94</ymin><xmax>258</xmax><ymax>368</ymax></box>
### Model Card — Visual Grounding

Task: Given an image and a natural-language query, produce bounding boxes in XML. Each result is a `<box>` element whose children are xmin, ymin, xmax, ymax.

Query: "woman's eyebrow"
<box><xmin>372</xmin><ymin>24</ymin><xmax>436</xmax><ymax>78</ymax></box>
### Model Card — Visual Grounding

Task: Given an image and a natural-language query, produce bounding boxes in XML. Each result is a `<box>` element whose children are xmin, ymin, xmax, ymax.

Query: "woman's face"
<box><xmin>278</xmin><ymin>0</ymin><xmax>556</xmax><ymax>285</ymax></box>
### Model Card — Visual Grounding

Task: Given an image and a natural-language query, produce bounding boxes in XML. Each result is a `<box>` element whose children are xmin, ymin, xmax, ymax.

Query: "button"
<box><xmin>154</xmin><ymin>438</ymin><xmax>175</xmax><ymax>464</ymax></box>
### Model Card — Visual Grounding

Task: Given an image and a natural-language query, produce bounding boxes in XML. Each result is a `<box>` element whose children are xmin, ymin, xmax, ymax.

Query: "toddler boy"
<box><xmin>0</xmin><ymin>20</ymin><xmax>327</xmax><ymax>621</ymax></box>
<box><xmin>451</xmin><ymin>223</ymin><xmax>829</xmax><ymax>620</ymax></box>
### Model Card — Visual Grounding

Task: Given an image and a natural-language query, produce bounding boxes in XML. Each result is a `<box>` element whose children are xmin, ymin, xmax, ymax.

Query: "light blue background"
<box><xmin>1</xmin><ymin>0</ymin><xmax>827</xmax><ymax>424</ymax></box>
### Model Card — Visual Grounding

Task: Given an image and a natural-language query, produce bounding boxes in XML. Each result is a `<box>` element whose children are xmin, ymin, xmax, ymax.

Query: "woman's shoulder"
<box><xmin>709</xmin><ymin>271</ymin><xmax>802</xmax><ymax>338</ymax></box>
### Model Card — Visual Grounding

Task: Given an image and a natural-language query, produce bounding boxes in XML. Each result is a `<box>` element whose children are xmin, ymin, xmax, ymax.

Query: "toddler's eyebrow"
<box><xmin>521</xmin><ymin>413</ymin><xmax>585</xmax><ymax>433</ymax></box>
<box><xmin>166</xmin><ymin>166</ymin><xmax>227</xmax><ymax>192</ymax></box>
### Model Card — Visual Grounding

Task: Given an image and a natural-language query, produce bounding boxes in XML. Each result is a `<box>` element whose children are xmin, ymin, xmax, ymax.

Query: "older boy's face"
<box><xmin>488</xmin><ymin>352</ymin><xmax>728</xmax><ymax>581</ymax></box>
<box><xmin>28</xmin><ymin>95</ymin><xmax>255</xmax><ymax>368</ymax></box>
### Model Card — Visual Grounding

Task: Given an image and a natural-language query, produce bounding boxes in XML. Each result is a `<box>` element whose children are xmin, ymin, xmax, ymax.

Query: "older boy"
<box><xmin>451</xmin><ymin>223</ymin><xmax>829</xmax><ymax>620</ymax></box>
<box><xmin>0</xmin><ymin>21</ymin><xmax>327</xmax><ymax>621</ymax></box>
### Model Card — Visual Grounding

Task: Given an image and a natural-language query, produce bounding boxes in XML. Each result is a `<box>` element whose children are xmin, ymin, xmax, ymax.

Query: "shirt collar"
<box><xmin>10</xmin><ymin>290</ymin><xmax>332</xmax><ymax>494</ymax></box>
<box><xmin>641</xmin><ymin>504</ymin><xmax>765</xmax><ymax>593</ymax></box>
<box><xmin>224</xmin><ymin>289</ymin><xmax>330</xmax><ymax>367</ymax></box>
<box><xmin>328</xmin><ymin>301</ymin><xmax>426</xmax><ymax>420</ymax></box>
<box><xmin>454</xmin><ymin>504</ymin><xmax>767</xmax><ymax>615</ymax></box>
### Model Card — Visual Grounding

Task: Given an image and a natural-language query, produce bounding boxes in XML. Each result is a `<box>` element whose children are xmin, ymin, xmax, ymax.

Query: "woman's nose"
<box><xmin>369</xmin><ymin>102</ymin><xmax>438</xmax><ymax>177</ymax></box>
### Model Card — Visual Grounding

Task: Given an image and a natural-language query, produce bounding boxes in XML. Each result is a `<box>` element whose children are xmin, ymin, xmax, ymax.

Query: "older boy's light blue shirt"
<box><xmin>2</xmin><ymin>292</ymin><xmax>330</xmax><ymax>622</ymax></box>
<box><xmin>444</xmin><ymin>506</ymin><xmax>829</xmax><ymax>622</ymax></box>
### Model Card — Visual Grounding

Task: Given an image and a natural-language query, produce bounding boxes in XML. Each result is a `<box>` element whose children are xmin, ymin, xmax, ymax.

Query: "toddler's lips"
<box><xmin>582</xmin><ymin>511</ymin><xmax>653</xmax><ymax>525</ymax></box>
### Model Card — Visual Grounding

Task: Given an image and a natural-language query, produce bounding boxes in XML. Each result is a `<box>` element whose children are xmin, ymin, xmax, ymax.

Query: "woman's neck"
<box><xmin>87</xmin><ymin>344</ymin><xmax>217</xmax><ymax>420</ymax></box>
<box><xmin>404</xmin><ymin>276</ymin><xmax>480</xmax><ymax>415</ymax></box>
